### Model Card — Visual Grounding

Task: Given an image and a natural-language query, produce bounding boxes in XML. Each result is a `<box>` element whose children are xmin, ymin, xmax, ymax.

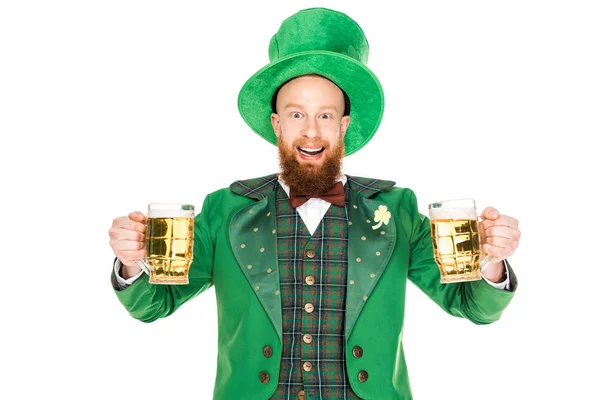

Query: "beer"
<box><xmin>145</xmin><ymin>205</ymin><xmax>194</xmax><ymax>285</ymax></box>
<box><xmin>429</xmin><ymin>200</ymin><xmax>483</xmax><ymax>283</ymax></box>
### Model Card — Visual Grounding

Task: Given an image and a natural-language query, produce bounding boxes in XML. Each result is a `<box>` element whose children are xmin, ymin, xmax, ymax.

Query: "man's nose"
<box><xmin>303</xmin><ymin>117</ymin><xmax>321</xmax><ymax>138</ymax></box>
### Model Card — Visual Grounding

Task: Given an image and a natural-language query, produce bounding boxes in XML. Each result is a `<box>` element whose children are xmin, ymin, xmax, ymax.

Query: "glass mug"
<box><xmin>135</xmin><ymin>203</ymin><xmax>195</xmax><ymax>285</ymax></box>
<box><xmin>428</xmin><ymin>198</ymin><xmax>495</xmax><ymax>283</ymax></box>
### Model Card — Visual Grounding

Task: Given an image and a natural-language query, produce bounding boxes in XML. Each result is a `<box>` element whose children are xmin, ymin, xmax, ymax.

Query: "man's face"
<box><xmin>271</xmin><ymin>75</ymin><xmax>351</xmax><ymax>193</ymax></box>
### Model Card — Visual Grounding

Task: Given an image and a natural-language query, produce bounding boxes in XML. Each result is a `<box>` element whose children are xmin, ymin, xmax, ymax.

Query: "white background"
<box><xmin>1</xmin><ymin>1</ymin><xmax>598</xmax><ymax>399</ymax></box>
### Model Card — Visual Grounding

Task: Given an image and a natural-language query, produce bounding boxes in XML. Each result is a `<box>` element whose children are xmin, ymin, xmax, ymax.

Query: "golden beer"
<box><xmin>429</xmin><ymin>199</ymin><xmax>483</xmax><ymax>283</ymax></box>
<box><xmin>145</xmin><ymin>204</ymin><xmax>194</xmax><ymax>285</ymax></box>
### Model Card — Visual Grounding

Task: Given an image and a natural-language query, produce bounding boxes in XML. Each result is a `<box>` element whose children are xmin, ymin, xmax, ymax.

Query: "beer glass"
<box><xmin>428</xmin><ymin>198</ymin><xmax>495</xmax><ymax>283</ymax></box>
<box><xmin>135</xmin><ymin>203</ymin><xmax>195</xmax><ymax>285</ymax></box>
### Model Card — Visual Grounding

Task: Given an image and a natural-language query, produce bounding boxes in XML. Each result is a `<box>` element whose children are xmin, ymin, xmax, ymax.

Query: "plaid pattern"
<box><xmin>269</xmin><ymin>183</ymin><xmax>361</xmax><ymax>400</ymax></box>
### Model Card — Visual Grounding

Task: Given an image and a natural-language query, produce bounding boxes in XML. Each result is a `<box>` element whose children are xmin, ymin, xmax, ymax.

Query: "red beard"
<box><xmin>278</xmin><ymin>135</ymin><xmax>345</xmax><ymax>194</ymax></box>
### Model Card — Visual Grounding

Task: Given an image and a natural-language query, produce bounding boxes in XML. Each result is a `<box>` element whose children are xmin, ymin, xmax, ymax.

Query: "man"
<box><xmin>109</xmin><ymin>7</ymin><xmax>520</xmax><ymax>400</ymax></box>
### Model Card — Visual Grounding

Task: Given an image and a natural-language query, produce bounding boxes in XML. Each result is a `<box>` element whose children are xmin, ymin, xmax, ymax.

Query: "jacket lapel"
<box><xmin>229</xmin><ymin>175</ymin><xmax>282</xmax><ymax>342</ymax></box>
<box><xmin>344</xmin><ymin>176</ymin><xmax>397</xmax><ymax>338</ymax></box>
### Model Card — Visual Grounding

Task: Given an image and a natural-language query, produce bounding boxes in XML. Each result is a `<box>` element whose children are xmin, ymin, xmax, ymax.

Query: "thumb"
<box><xmin>129</xmin><ymin>211</ymin><xmax>147</xmax><ymax>222</ymax></box>
<box><xmin>480</xmin><ymin>206</ymin><xmax>500</xmax><ymax>221</ymax></box>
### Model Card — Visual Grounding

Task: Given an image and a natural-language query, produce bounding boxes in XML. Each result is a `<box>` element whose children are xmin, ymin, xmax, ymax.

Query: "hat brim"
<box><xmin>238</xmin><ymin>50</ymin><xmax>384</xmax><ymax>156</ymax></box>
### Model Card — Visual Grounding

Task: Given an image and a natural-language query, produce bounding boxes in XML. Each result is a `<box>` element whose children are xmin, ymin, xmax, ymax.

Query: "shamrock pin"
<box><xmin>372</xmin><ymin>205</ymin><xmax>391</xmax><ymax>230</ymax></box>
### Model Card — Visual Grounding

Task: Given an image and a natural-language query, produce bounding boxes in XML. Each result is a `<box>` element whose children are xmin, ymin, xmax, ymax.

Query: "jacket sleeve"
<box><xmin>403</xmin><ymin>189</ymin><xmax>518</xmax><ymax>325</ymax></box>
<box><xmin>111</xmin><ymin>194</ymin><xmax>215</xmax><ymax>323</ymax></box>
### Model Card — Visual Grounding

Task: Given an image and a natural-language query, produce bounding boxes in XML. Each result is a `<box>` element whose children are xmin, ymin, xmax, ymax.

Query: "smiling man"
<box><xmin>109</xmin><ymin>7</ymin><xmax>521</xmax><ymax>400</ymax></box>
<box><xmin>273</xmin><ymin>75</ymin><xmax>350</xmax><ymax>196</ymax></box>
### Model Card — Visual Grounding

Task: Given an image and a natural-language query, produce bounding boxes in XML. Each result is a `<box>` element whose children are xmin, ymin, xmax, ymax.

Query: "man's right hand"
<box><xmin>108</xmin><ymin>212</ymin><xmax>147</xmax><ymax>279</ymax></box>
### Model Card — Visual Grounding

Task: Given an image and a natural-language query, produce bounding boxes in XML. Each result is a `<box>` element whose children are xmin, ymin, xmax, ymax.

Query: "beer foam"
<box><xmin>148</xmin><ymin>209</ymin><xmax>195</xmax><ymax>218</ymax></box>
<box><xmin>429</xmin><ymin>207</ymin><xmax>477</xmax><ymax>220</ymax></box>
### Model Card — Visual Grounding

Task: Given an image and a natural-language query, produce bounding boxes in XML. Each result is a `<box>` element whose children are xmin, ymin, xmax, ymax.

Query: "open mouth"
<box><xmin>297</xmin><ymin>146</ymin><xmax>325</xmax><ymax>156</ymax></box>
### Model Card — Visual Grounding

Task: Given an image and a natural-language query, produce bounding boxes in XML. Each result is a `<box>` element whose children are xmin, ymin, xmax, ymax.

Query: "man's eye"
<box><xmin>291</xmin><ymin>112</ymin><xmax>302</xmax><ymax>118</ymax></box>
<box><xmin>320</xmin><ymin>114</ymin><xmax>331</xmax><ymax>119</ymax></box>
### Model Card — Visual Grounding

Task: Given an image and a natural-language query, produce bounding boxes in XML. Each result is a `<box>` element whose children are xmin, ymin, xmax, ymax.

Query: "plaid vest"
<box><xmin>269</xmin><ymin>183</ymin><xmax>361</xmax><ymax>400</ymax></box>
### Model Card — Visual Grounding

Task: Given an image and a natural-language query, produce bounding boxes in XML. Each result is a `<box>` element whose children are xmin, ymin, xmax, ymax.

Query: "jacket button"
<box><xmin>305</xmin><ymin>275</ymin><xmax>315</xmax><ymax>285</ymax></box>
<box><xmin>259</xmin><ymin>371</ymin><xmax>270</xmax><ymax>384</ymax></box>
<box><xmin>303</xmin><ymin>333</ymin><xmax>313</xmax><ymax>344</ymax></box>
<box><xmin>263</xmin><ymin>345</ymin><xmax>273</xmax><ymax>358</ymax></box>
<box><xmin>352</xmin><ymin>346</ymin><xmax>363</xmax><ymax>358</ymax></box>
<box><xmin>358</xmin><ymin>370</ymin><xmax>369</xmax><ymax>383</ymax></box>
<box><xmin>303</xmin><ymin>361</ymin><xmax>313</xmax><ymax>372</ymax></box>
<box><xmin>304</xmin><ymin>303</ymin><xmax>314</xmax><ymax>313</ymax></box>
<box><xmin>306</xmin><ymin>249</ymin><xmax>316</xmax><ymax>258</ymax></box>
<box><xmin>297</xmin><ymin>390</ymin><xmax>306</xmax><ymax>399</ymax></box>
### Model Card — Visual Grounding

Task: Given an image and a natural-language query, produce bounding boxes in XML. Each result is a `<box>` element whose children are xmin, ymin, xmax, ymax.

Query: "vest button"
<box><xmin>303</xmin><ymin>334</ymin><xmax>313</xmax><ymax>344</ymax></box>
<box><xmin>352</xmin><ymin>346</ymin><xmax>363</xmax><ymax>358</ymax></box>
<box><xmin>358</xmin><ymin>370</ymin><xmax>369</xmax><ymax>383</ymax></box>
<box><xmin>306</xmin><ymin>249</ymin><xmax>316</xmax><ymax>258</ymax></box>
<box><xmin>263</xmin><ymin>345</ymin><xmax>273</xmax><ymax>358</ymax></box>
<box><xmin>305</xmin><ymin>275</ymin><xmax>315</xmax><ymax>285</ymax></box>
<box><xmin>297</xmin><ymin>389</ymin><xmax>306</xmax><ymax>399</ymax></box>
<box><xmin>304</xmin><ymin>303</ymin><xmax>314</xmax><ymax>313</ymax></box>
<box><xmin>303</xmin><ymin>361</ymin><xmax>313</xmax><ymax>372</ymax></box>
<box><xmin>259</xmin><ymin>371</ymin><xmax>270</xmax><ymax>384</ymax></box>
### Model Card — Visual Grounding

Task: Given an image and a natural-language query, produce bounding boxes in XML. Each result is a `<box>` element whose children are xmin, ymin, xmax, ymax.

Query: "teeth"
<box><xmin>299</xmin><ymin>147</ymin><xmax>324</xmax><ymax>153</ymax></box>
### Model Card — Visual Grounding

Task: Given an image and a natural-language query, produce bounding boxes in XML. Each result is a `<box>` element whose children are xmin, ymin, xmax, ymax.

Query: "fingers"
<box><xmin>108</xmin><ymin>212</ymin><xmax>148</xmax><ymax>262</ymax></box>
<box><xmin>484</xmin><ymin>236</ymin><xmax>514</xmax><ymax>249</ymax></box>
<box><xmin>129</xmin><ymin>211</ymin><xmax>147</xmax><ymax>223</ymax></box>
<box><xmin>482</xmin><ymin>225</ymin><xmax>521</xmax><ymax>241</ymax></box>
<box><xmin>480</xmin><ymin>212</ymin><xmax>521</xmax><ymax>261</ymax></box>
<box><xmin>111</xmin><ymin>214</ymin><xmax>147</xmax><ymax>233</ymax></box>
<box><xmin>480</xmin><ymin>214</ymin><xmax>519</xmax><ymax>231</ymax></box>
<box><xmin>113</xmin><ymin>239</ymin><xmax>145</xmax><ymax>251</ymax></box>
<box><xmin>480</xmin><ymin>207</ymin><xmax>500</xmax><ymax>220</ymax></box>
<box><xmin>108</xmin><ymin>228</ymin><xmax>144</xmax><ymax>242</ymax></box>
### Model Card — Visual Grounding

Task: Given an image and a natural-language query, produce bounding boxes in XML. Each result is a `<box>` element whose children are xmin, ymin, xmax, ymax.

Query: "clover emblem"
<box><xmin>372</xmin><ymin>205</ymin><xmax>391</xmax><ymax>230</ymax></box>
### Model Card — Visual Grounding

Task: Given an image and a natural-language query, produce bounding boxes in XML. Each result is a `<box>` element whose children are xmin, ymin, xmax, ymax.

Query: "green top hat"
<box><xmin>237</xmin><ymin>7</ymin><xmax>384</xmax><ymax>156</ymax></box>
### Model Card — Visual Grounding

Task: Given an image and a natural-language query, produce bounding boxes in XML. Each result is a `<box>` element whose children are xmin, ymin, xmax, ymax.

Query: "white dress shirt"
<box><xmin>115</xmin><ymin>174</ymin><xmax>510</xmax><ymax>290</ymax></box>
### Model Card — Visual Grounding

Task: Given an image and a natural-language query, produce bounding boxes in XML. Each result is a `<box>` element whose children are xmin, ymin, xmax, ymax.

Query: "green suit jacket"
<box><xmin>112</xmin><ymin>175</ymin><xmax>517</xmax><ymax>400</ymax></box>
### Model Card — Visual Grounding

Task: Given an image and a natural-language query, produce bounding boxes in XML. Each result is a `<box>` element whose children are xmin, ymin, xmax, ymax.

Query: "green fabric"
<box><xmin>237</xmin><ymin>7</ymin><xmax>384</xmax><ymax>156</ymax></box>
<box><xmin>112</xmin><ymin>174</ymin><xmax>517</xmax><ymax>400</ymax></box>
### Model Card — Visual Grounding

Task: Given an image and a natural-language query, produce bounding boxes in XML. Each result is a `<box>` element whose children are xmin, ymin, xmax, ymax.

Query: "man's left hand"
<box><xmin>478</xmin><ymin>207</ymin><xmax>521</xmax><ymax>283</ymax></box>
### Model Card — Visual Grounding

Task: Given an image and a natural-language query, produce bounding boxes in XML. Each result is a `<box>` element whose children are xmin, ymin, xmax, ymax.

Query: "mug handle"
<box><xmin>479</xmin><ymin>253</ymin><xmax>497</xmax><ymax>272</ymax></box>
<box><xmin>134</xmin><ymin>218</ymin><xmax>151</xmax><ymax>275</ymax></box>
<box><xmin>135</xmin><ymin>259</ymin><xmax>151</xmax><ymax>276</ymax></box>
<box><xmin>478</xmin><ymin>214</ymin><xmax>500</xmax><ymax>272</ymax></box>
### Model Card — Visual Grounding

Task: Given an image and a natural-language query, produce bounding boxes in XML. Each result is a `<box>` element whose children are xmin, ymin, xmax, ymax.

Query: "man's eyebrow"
<box><xmin>283</xmin><ymin>103</ymin><xmax>305</xmax><ymax>110</ymax></box>
<box><xmin>319</xmin><ymin>105</ymin><xmax>339</xmax><ymax>112</ymax></box>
